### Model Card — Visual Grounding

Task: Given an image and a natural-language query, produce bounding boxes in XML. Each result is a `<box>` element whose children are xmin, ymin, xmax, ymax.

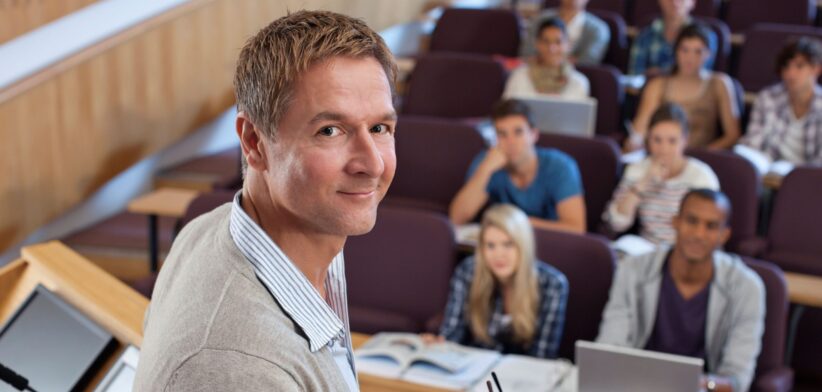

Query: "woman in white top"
<box><xmin>504</xmin><ymin>18</ymin><xmax>590</xmax><ymax>101</ymax></box>
<box><xmin>604</xmin><ymin>103</ymin><xmax>719</xmax><ymax>245</ymax></box>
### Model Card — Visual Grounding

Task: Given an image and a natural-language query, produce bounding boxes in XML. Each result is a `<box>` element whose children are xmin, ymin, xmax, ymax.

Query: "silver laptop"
<box><xmin>520</xmin><ymin>96</ymin><xmax>597</xmax><ymax>137</ymax></box>
<box><xmin>576</xmin><ymin>341</ymin><xmax>703</xmax><ymax>392</ymax></box>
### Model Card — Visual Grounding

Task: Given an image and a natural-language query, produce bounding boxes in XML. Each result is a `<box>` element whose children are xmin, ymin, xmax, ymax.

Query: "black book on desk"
<box><xmin>0</xmin><ymin>285</ymin><xmax>116</xmax><ymax>392</ymax></box>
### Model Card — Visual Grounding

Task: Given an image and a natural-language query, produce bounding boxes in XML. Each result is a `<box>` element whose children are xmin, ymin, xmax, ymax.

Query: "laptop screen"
<box><xmin>0</xmin><ymin>285</ymin><xmax>115</xmax><ymax>392</ymax></box>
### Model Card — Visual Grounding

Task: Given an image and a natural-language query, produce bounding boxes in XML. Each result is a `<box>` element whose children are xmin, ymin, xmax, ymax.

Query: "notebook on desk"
<box><xmin>576</xmin><ymin>340</ymin><xmax>703</xmax><ymax>392</ymax></box>
<box><xmin>519</xmin><ymin>96</ymin><xmax>598</xmax><ymax>138</ymax></box>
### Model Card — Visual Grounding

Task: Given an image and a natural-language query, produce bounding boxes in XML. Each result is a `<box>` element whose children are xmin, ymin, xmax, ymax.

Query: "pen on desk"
<box><xmin>491</xmin><ymin>371</ymin><xmax>503</xmax><ymax>392</ymax></box>
<box><xmin>486</xmin><ymin>380</ymin><xmax>493</xmax><ymax>392</ymax></box>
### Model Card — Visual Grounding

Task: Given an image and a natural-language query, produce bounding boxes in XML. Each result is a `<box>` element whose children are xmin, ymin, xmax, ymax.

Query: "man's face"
<box><xmin>672</xmin><ymin>196</ymin><xmax>731</xmax><ymax>263</ymax></box>
<box><xmin>261</xmin><ymin>56</ymin><xmax>397</xmax><ymax>237</ymax></box>
<box><xmin>659</xmin><ymin>0</ymin><xmax>695</xmax><ymax>19</ymax></box>
<box><xmin>493</xmin><ymin>114</ymin><xmax>538</xmax><ymax>169</ymax></box>
<box><xmin>781</xmin><ymin>55</ymin><xmax>822</xmax><ymax>94</ymax></box>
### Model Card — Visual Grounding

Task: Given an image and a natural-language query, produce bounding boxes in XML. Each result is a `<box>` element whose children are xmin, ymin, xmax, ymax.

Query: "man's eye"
<box><xmin>318</xmin><ymin>126</ymin><xmax>341</xmax><ymax>137</ymax></box>
<box><xmin>370</xmin><ymin>124</ymin><xmax>389</xmax><ymax>134</ymax></box>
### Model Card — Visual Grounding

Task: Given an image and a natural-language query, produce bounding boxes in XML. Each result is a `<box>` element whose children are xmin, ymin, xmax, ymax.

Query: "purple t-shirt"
<box><xmin>644</xmin><ymin>258</ymin><xmax>711</xmax><ymax>361</ymax></box>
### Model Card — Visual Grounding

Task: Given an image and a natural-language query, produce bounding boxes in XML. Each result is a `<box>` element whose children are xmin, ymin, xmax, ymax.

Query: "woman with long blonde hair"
<box><xmin>436</xmin><ymin>204</ymin><xmax>569</xmax><ymax>358</ymax></box>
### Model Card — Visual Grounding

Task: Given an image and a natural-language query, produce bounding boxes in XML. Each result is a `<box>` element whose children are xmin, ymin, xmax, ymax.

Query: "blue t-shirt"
<box><xmin>467</xmin><ymin>147</ymin><xmax>583</xmax><ymax>220</ymax></box>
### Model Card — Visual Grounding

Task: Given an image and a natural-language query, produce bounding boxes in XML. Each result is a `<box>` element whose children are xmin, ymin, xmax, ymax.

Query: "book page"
<box><xmin>401</xmin><ymin>345</ymin><xmax>501</xmax><ymax>390</ymax></box>
<box><xmin>355</xmin><ymin>333</ymin><xmax>425</xmax><ymax>378</ymax></box>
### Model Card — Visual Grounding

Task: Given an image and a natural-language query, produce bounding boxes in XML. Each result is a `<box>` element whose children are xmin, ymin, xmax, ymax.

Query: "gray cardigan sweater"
<box><xmin>596</xmin><ymin>247</ymin><xmax>765</xmax><ymax>392</ymax></box>
<box><xmin>133</xmin><ymin>204</ymin><xmax>350</xmax><ymax>391</ymax></box>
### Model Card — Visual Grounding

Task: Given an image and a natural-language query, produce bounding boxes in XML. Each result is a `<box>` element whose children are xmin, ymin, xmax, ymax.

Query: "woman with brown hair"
<box><xmin>434</xmin><ymin>204</ymin><xmax>569</xmax><ymax>358</ymax></box>
<box><xmin>627</xmin><ymin>23</ymin><xmax>740</xmax><ymax>152</ymax></box>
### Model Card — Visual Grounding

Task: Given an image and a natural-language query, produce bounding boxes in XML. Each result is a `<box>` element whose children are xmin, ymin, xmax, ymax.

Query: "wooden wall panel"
<box><xmin>0</xmin><ymin>0</ymin><xmax>101</xmax><ymax>44</ymax></box>
<box><xmin>0</xmin><ymin>0</ymin><xmax>431</xmax><ymax>253</ymax></box>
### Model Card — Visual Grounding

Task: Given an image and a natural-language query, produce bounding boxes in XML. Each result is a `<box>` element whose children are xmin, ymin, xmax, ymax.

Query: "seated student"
<box><xmin>504</xmin><ymin>18</ymin><xmax>590</xmax><ymax>101</ymax></box>
<box><xmin>627</xmin><ymin>23</ymin><xmax>740</xmax><ymax>152</ymax></box>
<box><xmin>597</xmin><ymin>189</ymin><xmax>765</xmax><ymax>392</ymax></box>
<box><xmin>449</xmin><ymin>99</ymin><xmax>586</xmax><ymax>233</ymax></box>
<box><xmin>628</xmin><ymin>0</ymin><xmax>717</xmax><ymax>77</ymax></box>
<box><xmin>604</xmin><ymin>103</ymin><xmax>719</xmax><ymax>245</ymax></box>
<box><xmin>741</xmin><ymin>37</ymin><xmax>822</xmax><ymax>165</ymax></box>
<box><xmin>520</xmin><ymin>0</ymin><xmax>610</xmax><ymax>65</ymax></box>
<box><xmin>436</xmin><ymin>204</ymin><xmax>569</xmax><ymax>359</ymax></box>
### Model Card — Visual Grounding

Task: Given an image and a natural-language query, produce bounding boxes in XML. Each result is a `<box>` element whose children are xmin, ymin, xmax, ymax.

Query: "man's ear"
<box><xmin>719</xmin><ymin>226</ymin><xmax>732</xmax><ymax>246</ymax></box>
<box><xmin>236</xmin><ymin>112</ymin><xmax>267</xmax><ymax>171</ymax></box>
<box><xmin>529</xmin><ymin>125</ymin><xmax>541</xmax><ymax>144</ymax></box>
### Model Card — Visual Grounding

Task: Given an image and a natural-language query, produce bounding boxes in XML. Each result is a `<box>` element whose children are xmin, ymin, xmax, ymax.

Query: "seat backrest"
<box><xmin>587</xmin><ymin>9</ymin><xmax>629</xmax><ymax>72</ymax></box>
<box><xmin>344</xmin><ymin>205</ymin><xmax>457</xmax><ymax>327</ymax></box>
<box><xmin>386</xmin><ymin>115</ymin><xmax>487</xmax><ymax>213</ymax></box>
<box><xmin>576</xmin><ymin>63</ymin><xmax>625</xmax><ymax>137</ymax></box>
<box><xmin>695</xmin><ymin>16</ymin><xmax>731</xmax><ymax>73</ymax></box>
<box><xmin>537</xmin><ymin>133</ymin><xmax>622</xmax><ymax>232</ymax></box>
<box><xmin>685</xmin><ymin>149</ymin><xmax>760</xmax><ymax>253</ymax></box>
<box><xmin>402</xmin><ymin>53</ymin><xmax>506</xmax><ymax>118</ymax></box>
<box><xmin>736</xmin><ymin>24</ymin><xmax>822</xmax><ymax>93</ymax></box>
<box><xmin>725</xmin><ymin>0</ymin><xmax>815</xmax><ymax>33</ymax></box>
<box><xmin>741</xmin><ymin>257</ymin><xmax>790</xmax><ymax>384</ymax></box>
<box><xmin>765</xmin><ymin>167</ymin><xmax>822</xmax><ymax>275</ymax></box>
<box><xmin>430</xmin><ymin>8</ymin><xmax>521</xmax><ymax>57</ymax></box>
<box><xmin>180</xmin><ymin>189</ymin><xmax>236</xmax><ymax>229</ymax></box>
<box><xmin>534</xmin><ymin>228</ymin><xmax>616</xmax><ymax>360</ymax></box>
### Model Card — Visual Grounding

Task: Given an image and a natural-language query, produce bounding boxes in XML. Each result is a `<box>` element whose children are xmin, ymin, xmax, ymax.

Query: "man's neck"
<box><xmin>788</xmin><ymin>84</ymin><xmax>815</xmax><ymax>119</ymax></box>
<box><xmin>558</xmin><ymin>6</ymin><xmax>581</xmax><ymax>22</ymax></box>
<box><xmin>667</xmin><ymin>249</ymin><xmax>714</xmax><ymax>298</ymax></box>
<box><xmin>662</xmin><ymin>14</ymin><xmax>688</xmax><ymax>41</ymax></box>
<box><xmin>241</xmin><ymin>185</ymin><xmax>343</xmax><ymax>296</ymax></box>
<box><xmin>508</xmin><ymin>151</ymin><xmax>539</xmax><ymax>188</ymax></box>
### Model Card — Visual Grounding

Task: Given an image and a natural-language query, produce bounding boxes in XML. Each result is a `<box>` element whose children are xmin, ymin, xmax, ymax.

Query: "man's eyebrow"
<box><xmin>309</xmin><ymin>111</ymin><xmax>398</xmax><ymax>124</ymax></box>
<box><xmin>309</xmin><ymin>111</ymin><xmax>346</xmax><ymax>125</ymax></box>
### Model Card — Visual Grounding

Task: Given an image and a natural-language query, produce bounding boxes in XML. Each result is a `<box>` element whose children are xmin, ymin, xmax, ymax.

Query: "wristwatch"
<box><xmin>706</xmin><ymin>377</ymin><xmax>717</xmax><ymax>392</ymax></box>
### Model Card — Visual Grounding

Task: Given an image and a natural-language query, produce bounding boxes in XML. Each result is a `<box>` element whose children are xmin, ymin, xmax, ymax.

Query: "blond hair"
<box><xmin>469</xmin><ymin>204</ymin><xmax>540</xmax><ymax>347</ymax></box>
<box><xmin>233</xmin><ymin>10</ymin><xmax>397</xmax><ymax>139</ymax></box>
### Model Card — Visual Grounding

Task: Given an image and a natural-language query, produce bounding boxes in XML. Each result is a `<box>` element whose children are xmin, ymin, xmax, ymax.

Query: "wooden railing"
<box><xmin>0</xmin><ymin>0</ymin><xmax>101</xmax><ymax>44</ymax></box>
<box><xmin>0</xmin><ymin>0</ymin><xmax>430</xmax><ymax>253</ymax></box>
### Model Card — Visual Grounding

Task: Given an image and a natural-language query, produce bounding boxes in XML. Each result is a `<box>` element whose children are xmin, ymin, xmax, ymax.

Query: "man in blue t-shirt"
<box><xmin>449</xmin><ymin>99</ymin><xmax>586</xmax><ymax>233</ymax></box>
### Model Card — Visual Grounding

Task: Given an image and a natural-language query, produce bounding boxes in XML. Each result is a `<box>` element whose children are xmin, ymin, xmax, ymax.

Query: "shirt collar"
<box><xmin>228</xmin><ymin>192</ymin><xmax>345</xmax><ymax>352</ymax></box>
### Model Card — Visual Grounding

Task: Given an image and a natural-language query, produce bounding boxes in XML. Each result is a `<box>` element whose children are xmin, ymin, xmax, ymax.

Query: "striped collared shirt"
<box><xmin>228</xmin><ymin>193</ymin><xmax>357</xmax><ymax>390</ymax></box>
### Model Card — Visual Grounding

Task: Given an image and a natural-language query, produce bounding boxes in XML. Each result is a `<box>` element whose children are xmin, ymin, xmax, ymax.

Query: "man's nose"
<box><xmin>346</xmin><ymin>128</ymin><xmax>385</xmax><ymax>177</ymax></box>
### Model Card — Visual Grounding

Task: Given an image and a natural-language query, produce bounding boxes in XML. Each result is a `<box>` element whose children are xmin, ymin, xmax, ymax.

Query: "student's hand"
<box><xmin>623</xmin><ymin>133</ymin><xmax>644</xmax><ymax>153</ymax></box>
<box><xmin>478</xmin><ymin>147</ymin><xmax>508</xmax><ymax>174</ymax></box>
<box><xmin>638</xmin><ymin>159</ymin><xmax>669</xmax><ymax>189</ymax></box>
<box><xmin>420</xmin><ymin>334</ymin><xmax>445</xmax><ymax>345</ymax></box>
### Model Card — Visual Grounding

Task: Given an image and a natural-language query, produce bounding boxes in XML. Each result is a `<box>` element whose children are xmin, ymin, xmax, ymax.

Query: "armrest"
<box><xmin>753</xmin><ymin>367</ymin><xmax>794</xmax><ymax>392</ymax></box>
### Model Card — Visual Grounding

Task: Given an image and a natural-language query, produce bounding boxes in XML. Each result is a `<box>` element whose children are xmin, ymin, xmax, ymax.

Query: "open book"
<box><xmin>612</xmin><ymin>234</ymin><xmax>657</xmax><ymax>258</ymax></box>
<box><xmin>733</xmin><ymin>144</ymin><xmax>795</xmax><ymax>178</ymax></box>
<box><xmin>355</xmin><ymin>333</ymin><xmax>501</xmax><ymax>390</ymax></box>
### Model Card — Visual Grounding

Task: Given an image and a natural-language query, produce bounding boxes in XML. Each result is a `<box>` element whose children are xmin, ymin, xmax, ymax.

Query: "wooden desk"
<box><xmin>352</xmin><ymin>332</ymin><xmax>452</xmax><ymax>392</ymax></box>
<box><xmin>785</xmin><ymin>272</ymin><xmax>822</xmax><ymax>308</ymax></box>
<box><xmin>0</xmin><ymin>241</ymin><xmax>148</xmax><ymax>391</ymax></box>
<box><xmin>127</xmin><ymin>188</ymin><xmax>199</xmax><ymax>271</ymax></box>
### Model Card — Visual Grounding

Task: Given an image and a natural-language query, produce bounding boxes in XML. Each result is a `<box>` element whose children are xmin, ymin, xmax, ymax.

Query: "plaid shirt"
<box><xmin>742</xmin><ymin>83</ymin><xmax>822</xmax><ymax>165</ymax></box>
<box><xmin>628</xmin><ymin>18</ymin><xmax>717</xmax><ymax>75</ymax></box>
<box><xmin>439</xmin><ymin>257</ymin><xmax>569</xmax><ymax>359</ymax></box>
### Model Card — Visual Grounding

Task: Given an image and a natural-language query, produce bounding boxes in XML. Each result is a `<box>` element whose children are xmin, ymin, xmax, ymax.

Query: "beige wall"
<box><xmin>0</xmin><ymin>0</ymin><xmax>429</xmax><ymax>253</ymax></box>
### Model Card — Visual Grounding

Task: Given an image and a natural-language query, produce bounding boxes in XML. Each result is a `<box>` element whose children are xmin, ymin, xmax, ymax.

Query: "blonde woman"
<box><xmin>436</xmin><ymin>204</ymin><xmax>568</xmax><ymax>358</ymax></box>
